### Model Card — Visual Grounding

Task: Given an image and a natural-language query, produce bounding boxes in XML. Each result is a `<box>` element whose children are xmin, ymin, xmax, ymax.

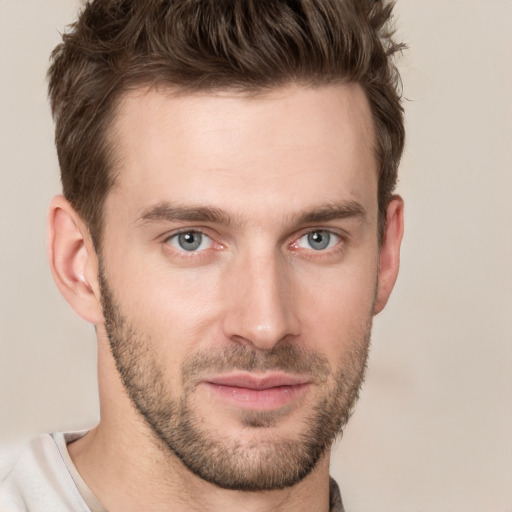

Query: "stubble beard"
<box><xmin>98</xmin><ymin>267</ymin><xmax>373</xmax><ymax>491</ymax></box>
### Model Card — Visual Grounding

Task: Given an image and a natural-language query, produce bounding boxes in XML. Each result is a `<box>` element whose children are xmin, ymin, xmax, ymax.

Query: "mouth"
<box><xmin>201</xmin><ymin>372</ymin><xmax>311</xmax><ymax>411</ymax></box>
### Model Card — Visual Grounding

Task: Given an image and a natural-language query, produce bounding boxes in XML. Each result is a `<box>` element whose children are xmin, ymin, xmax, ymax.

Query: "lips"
<box><xmin>202</xmin><ymin>372</ymin><xmax>311</xmax><ymax>410</ymax></box>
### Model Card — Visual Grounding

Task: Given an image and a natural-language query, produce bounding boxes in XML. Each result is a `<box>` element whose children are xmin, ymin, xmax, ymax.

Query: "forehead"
<box><xmin>106</xmin><ymin>83</ymin><xmax>378</xmax><ymax>225</ymax></box>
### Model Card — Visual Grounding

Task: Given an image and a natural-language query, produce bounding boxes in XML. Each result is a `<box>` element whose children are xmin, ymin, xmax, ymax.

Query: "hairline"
<box><xmin>90</xmin><ymin>78</ymin><xmax>384</xmax><ymax>250</ymax></box>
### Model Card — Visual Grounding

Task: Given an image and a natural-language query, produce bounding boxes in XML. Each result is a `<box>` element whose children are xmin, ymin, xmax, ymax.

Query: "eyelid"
<box><xmin>164</xmin><ymin>229</ymin><xmax>211</xmax><ymax>250</ymax></box>
<box><xmin>161</xmin><ymin>226</ymin><xmax>344</xmax><ymax>256</ymax></box>
<box><xmin>290</xmin><ymin>228</ymin><xmax>345</xmax><ymax>253</ymax></box>
<box><xmin>162</xmin><ymin>226</ymin><xmax>210</xmax><ymax>242</ymax></box>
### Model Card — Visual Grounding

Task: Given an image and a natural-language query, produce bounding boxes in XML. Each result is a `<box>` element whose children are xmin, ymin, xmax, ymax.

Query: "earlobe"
<box><xmin>47</xmin><ymin>195</ymin><xmax>103</xmax><ymax>324</ymax></box>
<box><xmin>374</xmin><ymin>195</ymin><xmax>404</xmax><ymax>315</ymax></box>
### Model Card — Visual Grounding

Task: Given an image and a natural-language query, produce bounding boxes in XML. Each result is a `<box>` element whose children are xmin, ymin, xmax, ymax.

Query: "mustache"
<box><xmin>181</xmin><ymin>344</ymin><xmax>331</xmax><ymax>386</ymax></box>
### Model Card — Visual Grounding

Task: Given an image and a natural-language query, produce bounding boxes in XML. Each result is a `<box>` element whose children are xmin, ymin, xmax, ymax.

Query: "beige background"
<box><xmin>1</xmin><ymin>1</ymin><xmax>511</xmax><ymax>510</ymax></box>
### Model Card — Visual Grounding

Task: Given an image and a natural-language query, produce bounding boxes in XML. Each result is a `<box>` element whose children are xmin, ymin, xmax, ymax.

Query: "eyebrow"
<box><xmin>137</xmin><ymin>203</ymin><xmax>233</xmax><ymax>226</ymax></box>
<box><xmin>136</xmin><ymin>200</ymin><xmax>366</xmax><ymax>227</ymax></box>
<box><xmin>293</xmin><ymin>201</ymin><xmax>367</xmax><ymax>225</ymax></box>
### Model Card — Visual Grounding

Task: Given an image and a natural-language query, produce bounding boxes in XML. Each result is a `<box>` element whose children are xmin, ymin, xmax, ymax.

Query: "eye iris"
<box><xmin>178</xmin><ymin>232</ymin><xmax>202</xmax><ymax>251</ymax></box>
<box><xmin>307</xmin><ymin>231</ymin><xmax>330</xmax><ymax>250</ymax></box>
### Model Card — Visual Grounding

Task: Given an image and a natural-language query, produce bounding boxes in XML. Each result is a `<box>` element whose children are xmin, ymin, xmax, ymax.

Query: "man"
<box><xmin>0</xmin><ymin>0</ymin><xmax>405</xmax><ymax>510</ymax></box>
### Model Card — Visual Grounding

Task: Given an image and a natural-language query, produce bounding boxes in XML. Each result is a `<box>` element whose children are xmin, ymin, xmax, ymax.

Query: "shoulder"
<box><xmin>0</xmin><ymin>434</ymin><xmax>90</xmax><ymax>512</ymax></box>
<box><xmin>329</xmin><ymin>476</ymin><xmax>346</xmax><ymax>512</ymax></box>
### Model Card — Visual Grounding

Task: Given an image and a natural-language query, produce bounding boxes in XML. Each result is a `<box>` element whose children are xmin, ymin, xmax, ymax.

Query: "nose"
<box><xmin>221</xmin><ymin>250</ymin><xmax>300</xmax><ymax>351</ymax></box>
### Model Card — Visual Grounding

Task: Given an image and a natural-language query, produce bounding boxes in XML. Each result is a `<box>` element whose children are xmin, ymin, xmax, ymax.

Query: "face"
<box><xmin>98</xmin><ymin>84</ymin><xmax>382</xmax><ymax>490</ymax></box>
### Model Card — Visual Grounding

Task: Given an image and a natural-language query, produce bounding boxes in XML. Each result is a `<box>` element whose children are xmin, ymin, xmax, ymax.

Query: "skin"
<box><xmin>48</xmin><ymin>83</ymin><xmax>404</xmax><ymax>512</ymax></box>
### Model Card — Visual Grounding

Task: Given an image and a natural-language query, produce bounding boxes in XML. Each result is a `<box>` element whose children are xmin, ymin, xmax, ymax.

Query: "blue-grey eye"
<box><xmin>168</xmin><ymin>231</ymin><xmax>212</xmax><ymax>251</ymax></box>
<box><xmin>297</xmin><ymin>230</ymin><xmax>339</xmax><ymax>251</ymax></box>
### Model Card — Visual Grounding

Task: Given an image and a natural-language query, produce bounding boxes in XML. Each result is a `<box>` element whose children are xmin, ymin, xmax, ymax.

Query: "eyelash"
<box><xmin>162</xmin><ymin>228</ymin><xmax>345</xmax><ymax>259</ymax></box>
<box><xmin>163</xmin><ymin>229</ymin><xmax>221</xmax><ymax>261</ymax></box>
<box><xmin>166</xmin><ymin>230</ymin><xmax>212</xmax><ymax>251</ymax></box>
<box><xmin>289</xmin><ymin>229</ymin><xmax>345</xmax><ymax>259</ymax></box>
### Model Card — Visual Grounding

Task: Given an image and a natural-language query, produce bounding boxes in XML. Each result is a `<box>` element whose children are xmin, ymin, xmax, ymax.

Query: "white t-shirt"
<box><xmin>0</xmin><ymin>432</ymin><xmax>107</xmax><ymax>512</ymax></box>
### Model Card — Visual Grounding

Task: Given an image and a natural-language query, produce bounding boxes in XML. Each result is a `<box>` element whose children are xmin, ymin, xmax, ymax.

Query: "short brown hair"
<box><xmin>48</xmin><ymin>0</ymin><xmax>405</xmax><ymax>247</ymax></box>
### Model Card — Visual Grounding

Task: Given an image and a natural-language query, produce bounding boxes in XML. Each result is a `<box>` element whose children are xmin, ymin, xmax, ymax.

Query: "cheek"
<box><xmin>294</xmin><ymin>263</ymin><xmax>377</xmax><ymax>357</ymax></box>
<box><xmin>103</xmin><ymin>231</ymin><xmax>378</xmax><ymax>370</ymax></box>
<box><xmin>110</xmin><ymin>259</ymin><xmax>225</xmax><ymax>349</ymax></box>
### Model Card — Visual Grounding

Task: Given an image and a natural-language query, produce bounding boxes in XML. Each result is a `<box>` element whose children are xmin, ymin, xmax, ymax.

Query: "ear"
<box><xmin>47</xmin><ymin>195</ymin><xmax>103</xmax><ymax>324</ymax></box>
<box><xmin>374</xmin><ymin>195</ymin><xmax>404</xmax><ymax>314</ymax></box>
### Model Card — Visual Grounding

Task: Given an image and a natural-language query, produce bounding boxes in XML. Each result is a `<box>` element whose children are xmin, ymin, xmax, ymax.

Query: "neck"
<box><xmin>68</xmin><ymin>423</ymin><xmax>332</xmax><ymax>512</ymax></box>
